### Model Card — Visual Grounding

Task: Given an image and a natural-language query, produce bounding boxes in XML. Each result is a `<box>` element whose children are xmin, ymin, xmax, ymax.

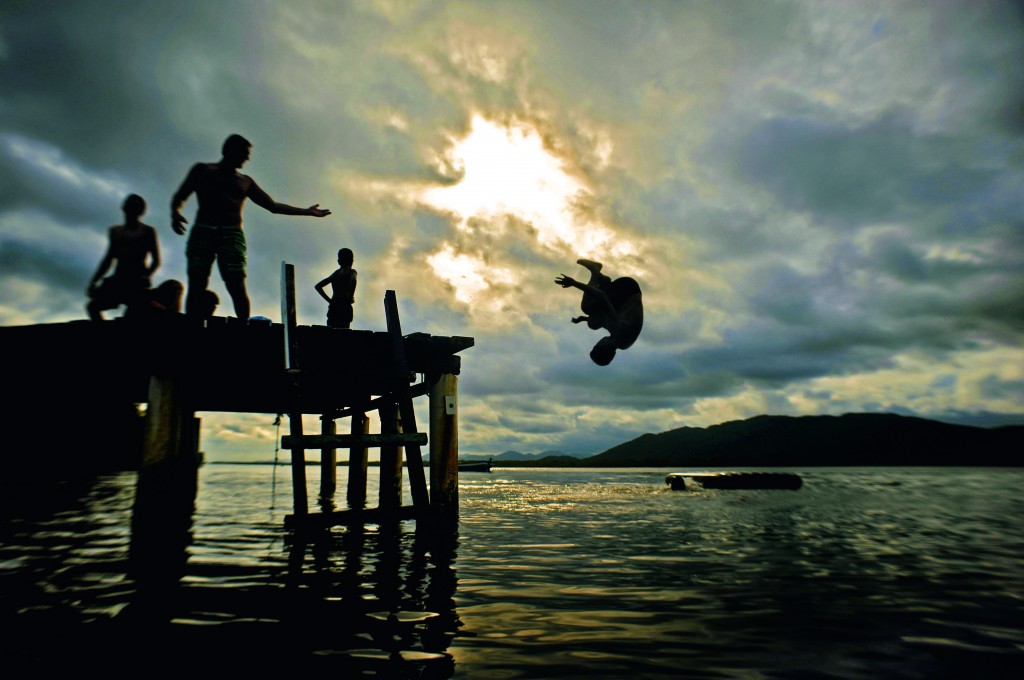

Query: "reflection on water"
<box><xmin>2</xmin><ymin>465</ymin><xmax>1024</xmax><ymax>677</ymax></box>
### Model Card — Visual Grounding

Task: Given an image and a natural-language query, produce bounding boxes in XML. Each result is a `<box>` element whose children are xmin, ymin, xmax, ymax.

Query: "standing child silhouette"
<box><xmin>315</xmin><ymin>248</ymin><xmax>357</xmax><ymax>329</ymax></box>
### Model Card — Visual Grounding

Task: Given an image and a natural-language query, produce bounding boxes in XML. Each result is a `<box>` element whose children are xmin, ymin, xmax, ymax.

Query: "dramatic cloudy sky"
<box><xmin>2</xmin><ymin>1</ymin><xmax>1022</xmax><ymax>462</ymax></box>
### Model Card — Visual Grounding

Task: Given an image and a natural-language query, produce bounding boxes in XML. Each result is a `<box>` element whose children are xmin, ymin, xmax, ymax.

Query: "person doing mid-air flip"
<box><xmin>171</xmin><ymin>134</ymin><xmax>331</xmax><ymax>320</ymax></box>
<box><xmin>315</xmin><ymin>247</ymin><xmax>357</xmax><ymax>329</ymax></box>
<box><xmin>555</xmin><ymin>258</ymin><xmax>643</xmax><ymax>366</ymax></box>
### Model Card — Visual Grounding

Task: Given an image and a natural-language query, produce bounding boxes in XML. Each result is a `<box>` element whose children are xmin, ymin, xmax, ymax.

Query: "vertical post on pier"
<box><xmin>143</xmin><ymin>374</ymin><xmax>193</xmax><ymax>469</ymax></box>
<box><xmin>378</xmin><ymin>403</ymin><xmax>402</xmax><ymax>512</ymax></box>
<box><xmin>133</xmin><ymin>373</ymin><xmax>199</xmax><ymax>589</ymax></box>
<box><xmin>192</xmin><ymin>416</ymin><xmax>202</xmax><ymax>464</ymax></box>
<box><xmin>320</xmin><ymin>414</ymin><xmax>337</xmax><ymax>500</ymax></box>
<box><xmin>429</xmin><ymin>373</ymin><xmax>459</xmax><ymax>513</ymax></box>
<box><xmin>281</xmin><ymin>261</ymin><xmax>308</xmax><ymax>517</ymax></box>
<box><xmin>383</xmin><ymin>290</ymin><xmax>429</xmax><ymax>509</ymax></box>
<box><xmin>347</xmin><ymin>411</ymin><xmax>369</xmax><ymax>510</ymax></box>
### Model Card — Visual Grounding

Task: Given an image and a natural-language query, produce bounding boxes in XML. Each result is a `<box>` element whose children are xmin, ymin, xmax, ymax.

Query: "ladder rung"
<box><xmin>281</xmin><ymin>432</ymin><xmax>427</xmax><ymax>450</ymax></box>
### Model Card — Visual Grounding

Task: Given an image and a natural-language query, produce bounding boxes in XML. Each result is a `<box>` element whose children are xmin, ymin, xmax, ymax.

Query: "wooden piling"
<box><xmin>347</xmin><ymin>412</ymin><xmax>369</xmax><ymax>510</ymax></box>
<box><xmin>192</xmin><ymin>416</ymin><xmax>202</xmax><ymax>464</ymax></box>
<box><xmin>378</xmin><ymin>403</ymin><xmax>402</xmax><ymax>512</ymax></box>
<box><xmin>384</xmin><ymin>290</ymin><xmax>429</xmax><ymax>509</ymax></box>
<box><xmin>320</xmin><ymin>415</ymin><xmax>337</xmax><ymax>500</ymax></box>
<box><xmin>429</xmin><ymin>373</ymin><xmax>459</xmax><ymax>512</ymax></box>
<box><xmin>143</xmin><ymin>374</ymin><xmax>193</xmax><ymax>469</ymax></box>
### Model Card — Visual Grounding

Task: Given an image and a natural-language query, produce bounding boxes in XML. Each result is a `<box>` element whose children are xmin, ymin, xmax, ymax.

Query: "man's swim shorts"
<box><xmin>186</xmin><ymin>223</ymin><xmax>247</xmax><ymax>278</ymax></box>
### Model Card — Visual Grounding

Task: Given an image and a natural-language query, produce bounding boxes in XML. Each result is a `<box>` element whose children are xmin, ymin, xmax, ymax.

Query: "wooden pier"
<box><xmin>0</xmin><ymin>263</ymin><xmax>473</xmax><ymax>531</ymax></box>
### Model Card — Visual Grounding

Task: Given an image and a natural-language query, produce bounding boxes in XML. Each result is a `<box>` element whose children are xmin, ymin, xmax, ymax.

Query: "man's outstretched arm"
<box><xmin>248</xmin><ymin>181</ymin><xmax>331</xmax><ymax>217</ymax></box>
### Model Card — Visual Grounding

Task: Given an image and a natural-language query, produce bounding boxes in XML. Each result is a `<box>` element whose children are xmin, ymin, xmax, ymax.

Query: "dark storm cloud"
<box><xmin>0</xmin><ymin>2</ymin><xmax>206</xmax><ymax>182</ymax></box>
<box><xmin>736</xmin><ymin>110</ymin><xmax>1008</xmax><ymax>224</ymax></box>
<box><xmin>0</xmin><ymin>239</ymin><xmax>92</xmax><ymax>290</ymax></box>
<box><xmin>0</xmin><ymin>135</ymin><xmax>139</xmax><ymax>226</ymax></box>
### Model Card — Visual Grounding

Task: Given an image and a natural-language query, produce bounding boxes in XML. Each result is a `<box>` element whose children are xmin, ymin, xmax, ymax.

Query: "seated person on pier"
<box><xmin>315</xmin><ymin>247</ymin><xmax>357</xmax><ymax>329</ymax></box>
<box><xmin>86</xmin><ymin>194</ymin><xmax>161</xmax><ymax>321</ymax></box>
<box><xmin>124</xmin><ymin>279</ymin><xmax>184</xmax><ymax>321</ymax></box>
<box><xmin>555</xmin><ymin>258</ymin><xmax>643</xmax><ymax>366</ymax></box>
<box><xmin>193</xmin><ymin>289</ymin><xmax>220</xmax><ymax>321</ymax></box>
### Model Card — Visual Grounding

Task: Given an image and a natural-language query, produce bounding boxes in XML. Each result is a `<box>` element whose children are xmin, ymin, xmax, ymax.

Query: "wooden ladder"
<box><xmin>279</xmin><ymin>262</ymin><xmax>430</xmax><ymax>523</ymax></box>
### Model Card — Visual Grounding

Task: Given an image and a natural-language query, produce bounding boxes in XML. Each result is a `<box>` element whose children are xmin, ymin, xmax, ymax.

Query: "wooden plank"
<box><xmin>384</xmin><ymin>290</ymin><xmax>429</xmax><ymax>509</ymax></box>
<box><xmin>281</xmin><ymin>432</ymin><xmax>427</xmax><ymax>449</ymax></box>
<box><xmin>378</xmin><ymin>403</ymin><xmax>402</xmax><ymax>512</ymax></box>
<box><xmin>327</xmin><ymin>381</ymin><xmax>430</xmax><ymax>420</ymax></box>
<box><xmin>0</xmin><ymin>320</ymin><xmax>474</xmax><ymax>416</ymax></box>
<box><xmin>319</xmin><ymin>416</ymin><xmax>336</xmax><ymax>500</ymax></box>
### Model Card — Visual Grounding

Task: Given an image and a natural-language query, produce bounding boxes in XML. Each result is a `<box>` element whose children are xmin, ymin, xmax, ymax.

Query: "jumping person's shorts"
<box><xmin>186</xmin><ymin>223</ymin><xmax>247</xmax><ymax>278</ymax></box>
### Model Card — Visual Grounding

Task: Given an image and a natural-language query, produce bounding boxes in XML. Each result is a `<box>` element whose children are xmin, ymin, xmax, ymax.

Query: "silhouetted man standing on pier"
<box><xmin>171</xmin><ymin>134</ymin><xmax>331</xmax><ymax>320</ymax></box>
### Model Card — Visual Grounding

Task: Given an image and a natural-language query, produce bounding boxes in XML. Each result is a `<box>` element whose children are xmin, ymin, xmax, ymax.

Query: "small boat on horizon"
<box><xmin>458</xmin><ymin>458</ymin><xmax>492</xmax><ymax>473</ymax></box>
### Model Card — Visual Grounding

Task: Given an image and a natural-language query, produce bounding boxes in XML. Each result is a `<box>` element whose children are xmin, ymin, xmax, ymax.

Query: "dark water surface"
<box><xmin>2</xmin><ymin>465</ymin><xmax>1023</xmax><ymax>677</ymax></box>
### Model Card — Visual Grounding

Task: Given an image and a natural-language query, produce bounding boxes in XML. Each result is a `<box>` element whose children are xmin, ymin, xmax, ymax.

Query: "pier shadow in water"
<box><xmin>119</xmin><ymin>468</ymin><xmax>462</xmax><ymax>675</ymax></box>
<box><xmin>122</xmin><ymin>458</ymin><xmax>198</xmax><ymax>621</ymax></box>
<box><xmin>1</xmin><ymin>462</ymin><xmax>461</xmax><ymax>676</ymax></box>
<box><xmin>285</xmin><ymin>516</ymin><xmax>461</xmax><ymax>677</ymax></box>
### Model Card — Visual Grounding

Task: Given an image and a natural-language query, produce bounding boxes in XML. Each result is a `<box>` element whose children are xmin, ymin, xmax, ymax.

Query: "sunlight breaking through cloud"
<box><xmin>420</xmin><ymin>115</ymin><xmax>623</xmax><ymax>254</ymax></box>
<box><xmin>426</xmin><ymin>244</ymin><xmax>516</xmax><ymax>304</ymax></box>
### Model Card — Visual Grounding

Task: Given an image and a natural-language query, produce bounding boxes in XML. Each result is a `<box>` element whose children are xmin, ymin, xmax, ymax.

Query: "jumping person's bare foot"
<box><xmin>577</xmin><ymin>258</ymin><xmax>602</xmax><ymax>273</ymax></box>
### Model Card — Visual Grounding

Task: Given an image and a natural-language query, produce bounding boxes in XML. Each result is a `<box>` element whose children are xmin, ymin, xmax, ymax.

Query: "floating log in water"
<box><xmin>666</xmin><ymin>471</ymin><xmax>803</xmax><ymax>490</ymax></box>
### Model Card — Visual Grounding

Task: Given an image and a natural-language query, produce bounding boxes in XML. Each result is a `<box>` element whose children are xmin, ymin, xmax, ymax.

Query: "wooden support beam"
<box><xmin>384</xmin><ymin>290</ymin><xmax>429</xmax><ymax>509</ymax></box>
<box><xmin>319</xmin><ymin>415</ymin><xmax>336</xmax><ymax>500</ymax></box>
<box><xmin>378</xmin><ymin>403</ymin><xmax>402</xmax><ymax>512</ymax></box>
<box><xmin>429</xmin><ymin>373</ymin><xmax>459</xmax><ymax>513</ymax></box>
<box><xmin>326</xmin><ymin>382</ymin><xmax>430</xmax><ymax>420</ymax></box>
<box><xmin>281</xmin><ymin>432</ymin><xmax>427</xmax><ymax>449</ymax></box>
<box><xmin>142</xmin><ymin>373</ymin><xmax>198</xmax><ymax>470</ymax></box>
<box><xmin>347</xmin><ymin>412</ymin><xmax>369</xmax><ymax>510</ymax></box>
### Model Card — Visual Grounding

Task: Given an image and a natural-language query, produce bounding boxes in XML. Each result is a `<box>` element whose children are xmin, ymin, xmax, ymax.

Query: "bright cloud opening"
<box><xmin>426</xmin><ymin>244</ymin><xmax>515</xmax><ymax>305</ymax></box>
<box><xmin>419</xmin><ymin>115</ymin><xmax>623</xmax><ymax>254</ymax></box>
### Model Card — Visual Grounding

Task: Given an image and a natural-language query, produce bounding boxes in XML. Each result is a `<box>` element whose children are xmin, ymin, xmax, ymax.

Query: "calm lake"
<box><xmin>2</xmin><ymin>465</ymin><xmax>1023</xmax><ymax>678</ymax></box>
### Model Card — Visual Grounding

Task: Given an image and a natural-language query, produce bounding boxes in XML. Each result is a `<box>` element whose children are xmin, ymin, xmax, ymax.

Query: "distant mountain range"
<box><xmin>460</xmin><ymin>450</ymin><xmax>587</xmax><ymax>462</ymax></box>
<box><xmin>492</xmin><ymin>413</ymin><xmax>1024</xmax><ymax>467</ymax></box>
